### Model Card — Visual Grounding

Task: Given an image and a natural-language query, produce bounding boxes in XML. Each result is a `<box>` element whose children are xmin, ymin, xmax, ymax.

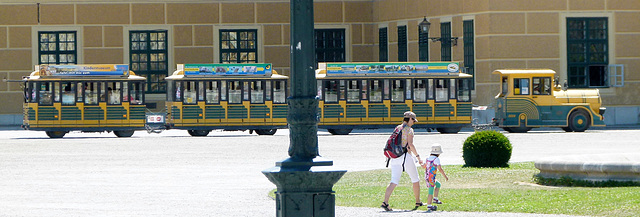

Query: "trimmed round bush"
<box><xmin>462</xmin><ymin>130</ymin><xmax>512</xmax><ymax>167</ymax></box>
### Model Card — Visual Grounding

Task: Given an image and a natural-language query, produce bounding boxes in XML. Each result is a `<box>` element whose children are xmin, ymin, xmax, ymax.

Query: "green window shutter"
<box><xmin>398</xmin><ymin>26</ymin><xmax>407</xmax><ymax>62</ymax></box>
<box><xmin>463</xmin><ymin>20</ymin><xmax>475</xmax><ymax>90</ymax></box>
<box><xmin>379</xmin><ymin>27</ymin><xmax>388</xmax><ymax>62</ymax></box>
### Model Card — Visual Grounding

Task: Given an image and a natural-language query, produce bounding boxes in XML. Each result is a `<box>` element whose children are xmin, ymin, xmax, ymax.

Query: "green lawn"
<box><xmin>332</xmin><ymin>162</ymin><xmax>640</xmax><ymax>216</ymax></box>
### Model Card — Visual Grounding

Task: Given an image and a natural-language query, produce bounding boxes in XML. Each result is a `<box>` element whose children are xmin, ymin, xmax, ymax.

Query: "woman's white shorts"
<box><xmin>389</xmin><ymin>154</ymin><xmax>420</xmax><ymax>184</ymax></box>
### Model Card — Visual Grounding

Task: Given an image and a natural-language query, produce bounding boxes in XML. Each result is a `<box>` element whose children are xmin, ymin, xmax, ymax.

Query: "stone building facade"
<box><xmin>1</xmin><ymin>0</ymin><xmax>639</xmax><ymax>126</ymax></box>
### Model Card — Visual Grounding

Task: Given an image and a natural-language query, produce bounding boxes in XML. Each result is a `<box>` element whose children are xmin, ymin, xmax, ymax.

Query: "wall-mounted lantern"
<box><xmin>418</xmin><ymin>16</ymin><xmax>459</xmax><ymax>46</ymax></box>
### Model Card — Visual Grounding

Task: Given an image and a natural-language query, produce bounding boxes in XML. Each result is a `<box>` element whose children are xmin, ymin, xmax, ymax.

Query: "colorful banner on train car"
<box><xmin>38</xmin><ymin>64</ymin><xmax>130</xmax><ymax>76</ymax></box>
<box><xmin>182</xmin><ymin>63</ymin><xmax>272</xmax><ymax>76</ymax></box>
<box><xmin>326</xmin><ymin>62</ymin><xmax>460</xmax><ymax>76</ymax></box>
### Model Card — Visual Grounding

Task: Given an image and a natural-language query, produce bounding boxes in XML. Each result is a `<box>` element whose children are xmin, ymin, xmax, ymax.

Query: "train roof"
<box><xmin>315</xmin><ymin>62</ymin><xmax>472</xmax><ymax>79</ymax></box>
<box><xmin>166</xmin><ymin>63</ymin><xmax>287</xmax><ymax>79</ymax></box>
<box><xmin>24</xmin><ymin>64</ymin><xmax>145</xmax><ymax>80</ymax></box>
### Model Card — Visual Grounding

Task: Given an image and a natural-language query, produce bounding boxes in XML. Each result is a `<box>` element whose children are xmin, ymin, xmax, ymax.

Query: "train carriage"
<box><xmin>21</xmin><ymin>64</ymin><xmax>147</xmax><ymax>138</ymax></box>
<box><xmin>316</xmin><ymin>62</ymin><xmax>473</xmax><ymax>135</ymax></box>
<box><xmin>164</xmin><ymin>63</ymin><xmax>288</xmax><ymax>136</ymax></box>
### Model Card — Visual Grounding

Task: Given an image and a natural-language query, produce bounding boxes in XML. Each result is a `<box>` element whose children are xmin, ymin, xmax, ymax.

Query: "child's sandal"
<box><xmin>381</xmin><ymin>202</ymin><xmax>392</xmax><ymax>211</ymax></box>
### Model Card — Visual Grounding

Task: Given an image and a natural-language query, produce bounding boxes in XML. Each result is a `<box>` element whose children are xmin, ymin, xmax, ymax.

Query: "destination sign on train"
<box><xmin>38</xmin><ymin>64</ymin><xmax>130</xmax><ymax>76</ymax></box>
<box><xmin>326</xmin><ymin>62</ymin><xmax>460</xmax><ymax>75</ymax></box>
<box><xmin>182</xmin><ymin>63</ymin><xmax>272</xmax><ymax>76</ymax></box>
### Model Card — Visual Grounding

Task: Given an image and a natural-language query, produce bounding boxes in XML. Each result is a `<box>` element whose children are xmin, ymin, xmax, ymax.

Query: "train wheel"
<box><xmin>114</xmin><ymin>130</ymin><xmax>135</xmax><ymax>138</ymax></box>
<box><xmin>45</xmin><ymin>131</ymin><xmax>66</xmax><ymax>138</ymax></box>
<box><xmin>255</xmin><ymin>129</ymin><xmax>277</xmax><ymax>135</ymax></box>
<box><xmin>569</xmin><ymin>110</ymin><xmax>590</xmax><ymax>132</ymax></box>
<box><xmin>436</xmin><ymin>127</ymin><xmax>461</xmax><ymax>134</ymax></box>
<box><xmin>328</xmin><ymin>129</ymin><xmax>352</xmax><ymax>135</ymax></box>
<box><xmin>188</xmin><ymin>130</ymin><xmax>210</xmax><ymax>137</ymax></box>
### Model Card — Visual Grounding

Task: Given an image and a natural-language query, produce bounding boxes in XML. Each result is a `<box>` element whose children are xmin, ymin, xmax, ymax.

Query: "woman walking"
<box><xmin>381</xmin><ymin>111</ymin><xmax>424</xmax><ymax>211</ymax></box>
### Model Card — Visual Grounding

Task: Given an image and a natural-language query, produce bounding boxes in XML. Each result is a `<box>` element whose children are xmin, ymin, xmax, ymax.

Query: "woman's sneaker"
<box><xmin>433</xmin><ymin>198</ymin><xmax>443</xmax><ymax>204</ymax></box>
<box><xmin>427</xmin><ymin>205</ymin><xmax>437</xmax><ymax>211</ymax></box>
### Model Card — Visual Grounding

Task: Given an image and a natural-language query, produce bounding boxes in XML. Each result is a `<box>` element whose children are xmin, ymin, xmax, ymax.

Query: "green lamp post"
<box><xmin>262</xmin><ymin>0</ymin><xmax>346</xmax><ymax>216</ymax></box>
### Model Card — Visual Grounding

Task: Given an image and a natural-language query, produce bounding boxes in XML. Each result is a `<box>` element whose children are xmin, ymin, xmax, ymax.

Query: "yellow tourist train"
<box><xmin>315</xmin><ymin>62</ymin><xmax>473</xmax><ymax>135</ymax></box>
<box><xmin>164</xmin><ymin>63</ymin><xmax>288</xmax><ymax>136</ymax></box>
<box><xmin>19</xmin><ymin>63</ymin><xmax>606</xmax><ymax>138</ymax></box>
<box><xmin>21</xmin><ymin>64</ymin><xmax>147</xmax><ymax>138</ymax></box>
<box><xmin>164</xmin><ymin>62</ymin><xmax>473</xmax><ymax>136</ymax></box>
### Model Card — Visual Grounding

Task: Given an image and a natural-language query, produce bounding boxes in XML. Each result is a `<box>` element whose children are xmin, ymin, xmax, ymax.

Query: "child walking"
<box><xmin>422</xmin><ymin>144</ymin><xmax>449</xmax><ymax>211</ymax></box>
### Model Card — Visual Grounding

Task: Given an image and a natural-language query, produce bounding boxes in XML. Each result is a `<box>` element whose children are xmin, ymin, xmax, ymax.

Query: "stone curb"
<box><xmin>535</xmin><ymin>154</ymin><xmax>640</xmax><ymax>182</ymax></box>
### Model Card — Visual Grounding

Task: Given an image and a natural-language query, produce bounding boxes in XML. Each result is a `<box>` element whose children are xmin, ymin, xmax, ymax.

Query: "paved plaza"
<box><xmin>1</xmin><ymin>126</ymin><xmax>637</xmax><ymax>216</ymax></box>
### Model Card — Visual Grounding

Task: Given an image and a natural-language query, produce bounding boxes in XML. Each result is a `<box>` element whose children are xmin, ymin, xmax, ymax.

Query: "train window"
<box><xmin>97</xmin><ymin>82</ymin><xmax>106</xmax><ymax>103</ymax></box>
<box><xmin>339</xmin><ymin>80</ymin><xmax>346</xmax><ymax>100</ymax></box>
<box><xmin>53</xmin><ymin>82</ymin><xmax>60</xmax><ymax>103</ymax></box>
<box><xmin>266</xmin><ymin>81</ymin><xmax>272</xmax><ymax>101</ymax></box>
<box><xmin>166</xmin><ymin>81</ymin><xmax>174</xmax><ymax>101</ymax></box>
<box><xmin>428</xmin><ymin>79</ymin><xmax>434</xmax><ymax>99</ymax></box>
<box><xmin>324</xmin><ymin>80</ymin><xmax>338</xmax><ymax>103</ymax></box>
<box><xmin>228</xmin><ymin>81</ymin><xmax>242</xmax><ymax>104</ymax></box>
<box><xmin>449</xmin><ymin>79</ymin><xmax>457</xmax><ymax>99</ymax></box>
<box><xmin>405</xmin><ymin>79</ymin><xmax>412</xmax><ymax>100</ymax></box>
<box><xmin>533</xmin><ymin>77</ymin><xmax>551</xmax><ymax>95</ymax></box>
<box><xmin>361</xmin><ymin>80</ymin><xmax>368</xmax><ymax>100</ymax></box>
<box><xmin>221</xmin><ymin>81</ymin><xmax>227</xmax><ymax>101</ymax></box>
<box><xmin>23</xmin><ymin>82</ymin><xmax>29</xmax><ymax>103</ymax></box>
<box><xmin>514</xmin><ymin>78</ymin><xmax>530</xmax><ymax>95</ymax></box>
<box><xmin>183</xmin><ymin>81</ymin><xmax>197</xmax><ymax>104</ymax></box>
<box><xmin>129</xmin><ymin>82</ymin><xmax>144</xmax><ymax>105</ymax></box>
<box><xmin>435</xmin><ymin>79</ymin><xmax>448</xmax><ymax>102</ymax></box>
<box><xmin>106</xmin><ymin>82</ymin><xmax>122</xmax><ymax>105</ymax></box>
<box><xmin>197</xmin><ymin>81</ymin><xmax>205</xmax><ymax>102</ymax></box>
<box><xmin>251</xmin><ymin>81</ymin><xmax>264</xmax><ymax>103</ymax></box>
<box><xmin>501</xmin><ymin>76</ymin><xmax>508</xmax><ymax>96</ymax></box>
<box><xmin>273</xmin><ymin>80</ymin><xmax>286</xmax><ymax>104</ymax></box>
<box><xmin>206</xmin><ymin>81</ymin><xmax>220</xmax><ymax>104</ymax></box>
<box><xmin>243</xmin><ymin>81</ymin><xmax>250</xmax><ymax>101</ymax></box>
<box><xmin>383</xmin><ymin>80</ymin><xmax>390</xmax><ymax>100</ymax></box>
<box><xmin>75</xmin><ymin>82</ymin><xmax>84</xmax><ymax>103</ymax></box>
<box><xmin>29</xmin><ymin>82</ymin><xmax>37</xmax><ymax>103</ymax></box>
<box><xmin>84</xmin><ymin>82</ymin><xmax>98</xmax><ymax>105</ymax></box>
<box><xmin>316</xmin><ymin>80</ymin><xmax>322</xmax><ymax>100</ymax></box>
<box><xmin>413</xmin><ymin>79</ymin><xmax>427</xmax><ymax>102</ymax></box>
<box><xmin>458</xmin><ymin>79</ymin><xmax>471</xmax><ymax>102</ymax></box>
<box><xmin>369</xmin><ymin>80</ymin><xmax>383</xmax><ymax>103</ymax></box>
<box><xmin>38</xmin><ymin>82</ymin><xmax>53</xmax><ymax>105</ymax></box>
<box><xmin>347</xmin><ymin>80</ymin><xmax>360</xmax><ymax>103</ymax></box>
<box><xmin>391</xmin><ymin>79</ymin><xmax>404</xmax><ymax>102</ymax></box>
<box><xmin>61</xmin><ymin>82</ymin><xmax>75</xmax><ymax>105</ymax></box>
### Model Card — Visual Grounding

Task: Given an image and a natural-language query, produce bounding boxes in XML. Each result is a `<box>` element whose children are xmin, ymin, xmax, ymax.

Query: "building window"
<box><xmin>220</xmin><ymin>29</ymin><xmax>257</xmax><ymax>63</ymax></box>
<box><xmin>315</xmin><ymin>29</ymin><xmax>345</xmax><ymax>65</ymax></box>
<box><xmin>38</xmin><ymin>31</ymin><xmax>77</xmax><ymax>64</ymax></box>
<box><xmin>419</xmin><ymin>27</ymin><xmax>429</xmax><ymax>61</ymax></box>
<box><xmin>398</xmin><ymin>26</ymin><xmax>407</xmax><ymax>62</ymax></box>
<box><xmin>463</xmin><ymin>20</ymin><xmax>475</xmax><ymax>89</ymax></box>
<box><xmin>567</xmin><ymin>18</ymin><xmax>608</xmax><ymax>88</ymax></box>
<box><xmin>440</xmin><ymin>22</ymin><xmax>452</xmax><ymax>61</ymax></box>
<box><xmin>130</xmin><ymin>30</ymin><xmax>168</xmax><ymax>93</ymax></box>
<box><xmin>379</xmin><ymin>27</ymin><xmax>388</xmax><ymax>62</ymax></box>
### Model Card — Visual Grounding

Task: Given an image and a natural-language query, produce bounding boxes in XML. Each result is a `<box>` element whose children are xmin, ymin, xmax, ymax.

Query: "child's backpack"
<box><xmin>424</xmin><ymin>157</ymin><xmax>438</xmax><ymax>185</ymax></box>
<box><xmin>384</xmin><ymin>124</ymin><xmax>406</xmax><ymax>159</ymax></box>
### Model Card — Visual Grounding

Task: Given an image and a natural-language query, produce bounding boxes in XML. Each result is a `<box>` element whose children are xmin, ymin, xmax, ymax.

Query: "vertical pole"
<box><xmin>287</xmin><ymin>0</ymin><xmax>318</xmax><ymax>160</ymax></box>
<box><xmin>263</xmin><ymin>0</ymin><xmax>346</xmax><ymax>216</ymax></box>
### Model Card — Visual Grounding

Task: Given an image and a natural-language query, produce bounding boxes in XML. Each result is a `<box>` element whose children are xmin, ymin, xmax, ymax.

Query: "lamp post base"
<box><xmin>263</xmin><ymin>157</ymin><xmax>346</xmax><ymax>217</ymax></box>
